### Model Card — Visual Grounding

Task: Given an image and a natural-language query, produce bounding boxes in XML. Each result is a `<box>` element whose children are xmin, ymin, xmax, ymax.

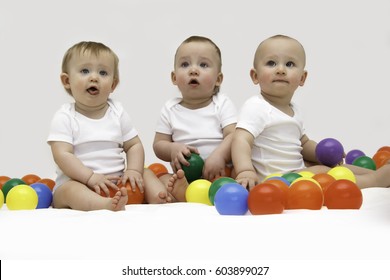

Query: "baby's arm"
<box><xmin>301</xmin><ymin>134</ymin><xmax>320</xmax><ymax>166</ymax></box>
<box><xmin>50</xmin><ymin>141</ymin><xmax>119</xmax><ymax>196</ymax></box>
<box><xmin>122</xmin><ymin>136</ymin><xmax>146</xmax><ymax>192</ymax></box>
<box><xmin>153</xmin><ymin>132</ymin><xmax>199</xmax><ymax>172</ymax></box>
<box><xmin>231</xmin><ymin>128</ymin><xmax>259</xmax><ymax>189</ymax></box>
<box><xmin>203</xmin><ymin>123</ymin><xmax>236</xmax><ymax>180</ymax></box>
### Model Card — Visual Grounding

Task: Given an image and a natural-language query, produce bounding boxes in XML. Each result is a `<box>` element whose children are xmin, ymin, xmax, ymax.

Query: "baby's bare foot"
<box><xmin>111</xmin><ymin>187</ymin><xmax>128</xmax><ymax>211</ymax></box>
<box><xmin>167</xmin><ymin>169</ymin><xmax>188</xmax><ymax>202</ymax></box>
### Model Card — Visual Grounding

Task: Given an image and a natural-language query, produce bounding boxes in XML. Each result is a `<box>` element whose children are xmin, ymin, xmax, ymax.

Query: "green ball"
<box><xmin>181</xmin><ymin>153</ymin><xmax>204</xmax><ymax>183</ymax></box>
<box><xmin>1</xmin><ymin>178</ymin><xmax>26</xmax><ymax>202</ymax></box>
<box><xmin>352</xmin><ymin>156</ymin><xmax>376</xmax><ymax>170</ymax></box>
<box><xmin>281</xmin><ymin>172</ymin><xmax>302</xmax><ymax>184</ymax></box>
<box><xmin>208</xmin><ymin>177</ymin><xmax>237</xmax><ymax>205</ymax></box>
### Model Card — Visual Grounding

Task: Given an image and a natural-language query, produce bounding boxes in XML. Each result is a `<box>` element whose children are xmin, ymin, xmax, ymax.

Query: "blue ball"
<box><xmin>214</xmin><ymin>183</ymin><xmax>249</xmax><ymax>215</ymax></box>
<box><xmin>30</xmin><ymin>183</ymin><xmax>53</xmax><ymax>208</ymax></box>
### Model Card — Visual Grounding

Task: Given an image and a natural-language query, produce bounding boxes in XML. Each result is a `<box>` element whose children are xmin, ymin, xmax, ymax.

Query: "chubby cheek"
<box><xmin>258</xmin><ymin>72</ymin><xmax>273</xmax><ymax>85</ymax></box>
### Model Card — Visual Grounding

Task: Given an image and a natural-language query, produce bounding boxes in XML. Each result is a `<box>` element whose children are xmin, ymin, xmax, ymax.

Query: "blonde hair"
<box><xmin>174</xmin><ymin>36</ymin><xmax>222</xmax><ymax>94</ymax></box>
<box><xmin>61</xmin><ymin>41</ymin><xmax>120</xmax><ymax>95</ymax></box>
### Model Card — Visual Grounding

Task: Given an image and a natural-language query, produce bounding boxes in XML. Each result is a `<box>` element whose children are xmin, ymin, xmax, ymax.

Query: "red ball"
<box><xmin>248</xmin><ymin>183</ymin><xmax>285</xmax><ymax>215</ymax></box>
<box><xmin>324</xmin><ymin>179</ymin><xmax>363</xmax><ymax>209</ymax></box>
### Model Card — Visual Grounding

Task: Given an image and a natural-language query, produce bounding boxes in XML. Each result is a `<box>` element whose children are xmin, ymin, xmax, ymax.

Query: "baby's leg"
<box><xmin>355</xmin><ymin>164</ymin><xmax>390</xmax><ymax>188</ymax></box>
<box><xmin>53</xmin><ymin>180</ymin><xmax>127</xmax><ymax>211</ymax></box>
<box><xmin>167</xmin><ymin>169</ymin><xmax>188</xmax><ymax>202</ymax></box>
<box><xmin>143</xmin><ymin>168</ymin><xmax>171</xmax><ymax>204</ymax></box>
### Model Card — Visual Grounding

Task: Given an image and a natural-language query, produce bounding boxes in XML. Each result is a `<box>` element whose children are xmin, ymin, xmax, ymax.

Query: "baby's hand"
<box><xmin>122</xmin><ymin>169</ymin><xmax>144</xmax><ymax>193</ymax></box>
<box><xmin>203</xmin><ymin>156</ymin><xmax>226</xmax><ymax>181</ymax></box>
<box><xmin>86</xmin><ymin>173</ymin><xmax>120</xmax><ymax>196</ymax></box>
<box><xmin>235</xmin><ymin>170</ymin><xmax>260</xmax><ymax>190</ymax></box>
<box><xmin>170</xmin><ymin>143</ymin><xmax>199</xmax><ymax>172</ymax></box>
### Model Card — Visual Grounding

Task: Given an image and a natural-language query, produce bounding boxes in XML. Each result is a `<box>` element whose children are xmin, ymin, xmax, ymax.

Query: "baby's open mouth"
<box><xmin>189</xmin><ymin>79</ymin><xmax>199</xmax><ymax>85</ymax></box>
<box><xmin>87</xmin><ymin>86</ymin><xmax>99</xmax><ymax>95</ymax></box>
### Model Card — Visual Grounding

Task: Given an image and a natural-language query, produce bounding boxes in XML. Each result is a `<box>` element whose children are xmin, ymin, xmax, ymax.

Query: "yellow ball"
<box><xmin>6</xmin><ymin>184</ymin><xmax>38</xmax><ymax>210</ymax></box>
<box><xmin>185</xmin><ymin>179</ymin><xmax>212</xmax><ymax>205</ymax></box>
<box><xmin>262</xmin><ymin>173</ymin><xmax>283</xmax><ymax>182</ymax></box>
<box><xmin>0</xmin><ymin>189</ymin><xmax>4</xmax><ymax>208</ymax></box>
<box><xmin>327</xmin><ymin>166</ymin><xmax>356</xmax><ymax>183</ymax></box>
<box><xmin>298</xmin><ymin>171</ymin><xmax>315</xmax><ymax>178</ymax></box>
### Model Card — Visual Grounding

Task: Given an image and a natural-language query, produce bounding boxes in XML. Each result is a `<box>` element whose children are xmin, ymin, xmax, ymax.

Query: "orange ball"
<box><xmin>248</xmin><ymin>183</ymin><xmax>285</xmax><ymax>215</ymax></box>
<box><xmin>148</xmin><ymin>163</ymin><xmax>169</xmax><ymax>178</ymax></box>
<box><xmin>21</xmin><ymin>174</ymin><xmax>41</xmax><ymax>185</ymax></box>
<box><xmin>372</xmin><ymin>150</ymin><xmax>390</xmax><ymax>169</ymax></box>
<box><xmin>377</xmin><ymin>146</ymin><xmax>390</xmax><ymax>153</ymax></box>
<box><xmin>312</xmin><ymin>173</ymin><xmax>336</xmax><ymax>194</ymax></box>
<box><xmin>324</xmin><ymin>179</ymin><xmax>363</xmax><ymax>209</ymax></box>
<box><xmin>100</xmin><ymin>181</ymin><xmax>144</xmax><ymax>205</ymax></box>
<box><xmin>37</xmin><ymin>178</ymin><xmax>56</xmax><ymax>191</ymax></box>
<box><xmin>287</xmin><ymin>179</ymin><xmax>323</xmax><ymax>210</ymax></box>
<box><xmin>0</xmin><ymin>175</ymin><xmax>11</xmax><ymax>190</ymax></box>
<box><xmin>263</xmin><ymin>179</ymin><xmax>289</xmax><ymax>207</ymax></box>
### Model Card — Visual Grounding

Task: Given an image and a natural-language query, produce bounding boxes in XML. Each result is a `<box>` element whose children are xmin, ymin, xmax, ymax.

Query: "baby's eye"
<box><xmin>286</xmin><ymin>61</ymin><xmax>295</xmax><ymax>67</ymax></box>
<box><xmin>266</xmin><ymin>60</ymin><xmax>276</xmax><ymax>67</ymax></box>
<box><xmin>200</xmin><ymin>62</ymin><xmax>208</xmax><ymax>68</ymax></box>
<box><xmin>180</xmin><ymin>61</ymin><xmax>189</xmax><ymax>68</ymax></box>
<box><xmin>81</xmin><ymin>68</ymin><xmax>89</xmax><ymax>74</ymax></box>
<box><xmin>99</xmin><ymin>70</ymin><xmax>108</xmax><ymax>76</ymax></box>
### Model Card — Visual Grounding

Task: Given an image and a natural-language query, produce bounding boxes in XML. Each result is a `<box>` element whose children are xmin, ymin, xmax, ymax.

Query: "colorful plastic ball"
<box><xmin>372</xmin><ymin>150</ymin><xmax>390</xmax><ymax>169</ymax></box>
<box><xmin>345</xmin><ymin>149</ymin><xmax>365</xmax><ymax>165</ymax></box>
<box><xmin>1</xmin><ymin>178</ymin><xmax>26</xmax><ymax>201</ymax></box>
<box><xmin>352</xmin><ymin>156</ymin><xmax>376</xmax><ymax>170</ymax></box>
<box><xmin>0</xmin><ymin>175</ymin><xmax>11</xmax><ymax>190</ymax></box>
<box><xmin>181</xmin><ymin>153</ymin><xmax>204</xmax><ymax>183</ymax></box>
<box><xmin>119</xmin><ymin>180</ymin><xmax>145</xmax><ymax>204</ymax></box>
<box><xmin>6</xmin><ymin>184</ymin><xmax>38</xmax><ymax>210</ymax></box>
<box><xmin>263</xmin><ymin>178</ymin><xmax>290</xmax><ymax>207</ymax></box>
<box><xmin>312</xmin><ymin>173</ymin><xmax>336</xmax><ymax>197</ymax></box>
<box><xmin>214</xmin><ymin>183</ymin><xmax>249</xmax><ymax>215</ymax></box>
<box><xmin>327</xmin><ymin>166</ymin><xmax>356</xmax><ymax>183</ymax></box>
<box><xmin>37</xmin><ymin>178</ymin><xmax>56</xmax><ymax>191</ymax></box>
<box><xmin>185</xmin><ymin>179</ymin><xmax>212</xmax><ymax>205</ymax></box>
<box><xmin>21</xmin><ymin>173</ymin><xmax>41</xmax><ymax>185</ymax></box>
<box><xmin>298</xmin><ymin>171</ymin><xmax>315</xmax><ymax>178</ymax></box>
<box><xmin>208</xmin><ymin>176</ymin><xmax>237</xmax><ymax>205</ymax></box>
<box><xmin>377</xmin><ymin>146</ymin><xmax>390</xmax><ymax>154</ymax></box>
<box><xmin>248</xmin><ymin>183</ymin><xmax>285</xmax><ymax>215</ymax></box>
<box><xmin>287</xmin><ymin>179</ymin><xmax>323</xmax><ymax>210</ymax></box>
<box><xmin>30</xmin><ymin>183</ymin><xmax>53</xmax><ymax>209</ymax></box>
<box><xmin>315</xmin><ymin>138</ymin><xmax>344</xmax><ymax>167</ymax></box>
<box><xmin>263</xmin><ymin>173</ymin><xmax>283</xmax><ymax>182</ymax></box>
<box><xmin>324</xmin><ymin>179</ymin><xmax>363</xmax><ymax>209</ymax></box>
<box><xmin>264</xmin><ymin>176</ymin><xmax>291</xmax><ymax>186</ymax></box>
<box><xmin>0</xmin><ymin>189</ymin><xmax>4</xmax><ymax>208</ymax></box>
<box><xmin>101</xmin><ymin>180</ymin><xmax>145</xmax><ymax>204</ymax></box>
<box><xmin>148</xmin><ymin>163</ymin><xmax>169</xmax><ymax>178</ymax></box>
<box><xmin>281</xmin><ymin>172</ymin><xmax>302</xmax><ymax>184</ymax></box>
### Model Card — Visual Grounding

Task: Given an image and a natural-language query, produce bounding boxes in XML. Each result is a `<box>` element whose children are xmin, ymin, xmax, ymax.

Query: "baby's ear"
<box><xmin>111</xmin><ymin>79</ymin><xmax>119</xmax><ymax>91</ymax></box>
<box><xmin>299</xmin><ymin>70</ymin><xmax>308</xmax><ymax>86</ymax></box>
<box><xmin>171</xmin><ymin>71</ymin><xmax>177</xmax><ymax>85</ymax></box>
<box><xmin>249</xmin><ymin>68</ymin><xmax>259</xmax><ymax>85</ymax></box>
<box><xmin>60</xmin><ymin>73</ymin><xmax>71</xmax><ymax>90</ymax></box>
